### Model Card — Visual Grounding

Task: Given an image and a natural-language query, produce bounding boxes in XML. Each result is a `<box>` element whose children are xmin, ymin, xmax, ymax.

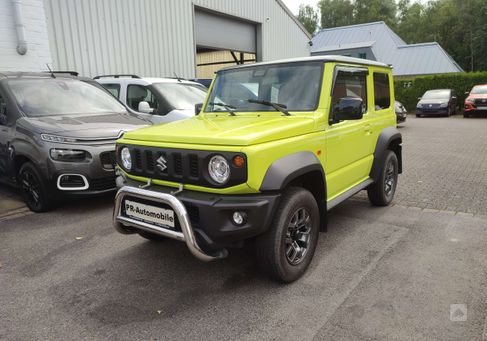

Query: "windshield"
<box><xmin>152</xmin><ymin>83</ymin><xmax>207</xmax><ymax>110</ymax></box>
<box><xmin>205</xmin><ymin>62</ymin><xmax>323</xmax><ymax>113</ymax></box>
<box><xmin>8</xmin><ymin>79</ymin><xmax>126</xmax><ymax>117</ymax></box>
<box><xmin>471</xmin><ymin>85</ymin><xmax>487</xmax><ymax>94</ymax></box>
<box><xmin>422</xmin><ymin>90</ymin><xmax>450</xmax><ymax>100</ymax></box>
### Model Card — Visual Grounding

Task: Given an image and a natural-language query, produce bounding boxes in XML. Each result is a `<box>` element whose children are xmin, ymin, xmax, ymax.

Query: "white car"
<box><xmin>95</xmin><ymin>75</ymin><xmax>208</xmax><ymax>124</ymax></box>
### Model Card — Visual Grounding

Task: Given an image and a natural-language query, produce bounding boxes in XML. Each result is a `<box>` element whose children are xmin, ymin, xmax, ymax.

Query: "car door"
<box><xmin>325</xmin><ymin>67</ymin><xmax>374</xmax><ymax>200</ymax></box>
<box><xmin>0</xmin><ymin>89</ymin><xmax>12</xmax><ymax>178</ymax></box>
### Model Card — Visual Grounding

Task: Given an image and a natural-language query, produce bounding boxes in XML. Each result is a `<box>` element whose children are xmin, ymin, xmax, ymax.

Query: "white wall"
<box><xmin>0</xmin><ymin>0</ymin><xmax>52</xmax><ymax>71</ymax></box>
<box><xmin>44</xmin><ymin>0</ymin><xmax>311</xmax><ymax>78</ymax></box>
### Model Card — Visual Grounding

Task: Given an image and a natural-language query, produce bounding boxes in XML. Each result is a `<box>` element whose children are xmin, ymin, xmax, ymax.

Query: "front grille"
<box><xmin>90</xmin><ymin>177</ymin><xmax>116</xmax><ymax>191</ymax></box>
<box><xmin>117</xmin><ymin>146</ymin><xmax>247</xmax><ymax>188</ymax></box>
<box><xmin>474</xmin><ymin>98</ymin><xmax>487</xmax><ymax>105</ymax></box>
<box><xmin>100</xmin><ymin>151</ymin><xmax>116</xmax><ymax>170</ymax></box>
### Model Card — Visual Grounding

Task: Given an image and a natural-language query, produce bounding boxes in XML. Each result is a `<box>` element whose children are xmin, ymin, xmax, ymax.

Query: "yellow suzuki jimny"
<box><xmin>113</xmin><ymin>56</ymin><xmax>402</xmax><ymax>282</ymax></box>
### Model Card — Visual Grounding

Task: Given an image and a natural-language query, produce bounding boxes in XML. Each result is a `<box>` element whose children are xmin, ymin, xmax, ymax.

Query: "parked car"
<box><xmin>190</xmin><ymin>78</ymin><xmax>213</xmax><ymax>88</ymax></box>
<box><xmin>416</xmin><ymin>89</ymin><xmax>457</xmax><ymax>117</ymax></box>
<box><xmin>0</xmin><ymin>72</ymin><xmax>150</xmax><ymax>212</ymax></box>
<box><xmin>112</xmin><ymin>56</ymin><xmax>402</xmax><ymax>283</ymax></box>
<box><xmin>464</xmin><ymin>84</ymin><xmax>487</xmax><ymax>117</ymax></box>
<box><xmin>95</xmin><ymin>75</ymin><xmax>207</xmax><ymax>124</ymax></box>
<box><xmin>395</xmin><ymin>100</ymin><xmax>407</xmax><ymax>124</ymax></box>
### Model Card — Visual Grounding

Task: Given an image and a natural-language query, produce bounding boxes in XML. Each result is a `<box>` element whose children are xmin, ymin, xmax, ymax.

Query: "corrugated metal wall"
<box><xmin>44</xmin><ymin>0</ymin><xmax>311</xmax><ymax>78</ymax></box>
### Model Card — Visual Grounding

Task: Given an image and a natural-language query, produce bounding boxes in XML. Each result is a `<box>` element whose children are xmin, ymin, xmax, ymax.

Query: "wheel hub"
<box><xmin>285</xmin><ymin>207</ymin><xmax>312</xmax><ymax>265</ymax></box>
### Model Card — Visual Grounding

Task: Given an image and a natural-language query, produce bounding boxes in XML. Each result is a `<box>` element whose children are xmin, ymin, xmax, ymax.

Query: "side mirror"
<box><xmin>195</xmin><ymin>103</ymin><xmax>203</xmax><ymax>115</ymax></box>
<box><xmin>452</xmin><ymin>96</ymin><xmax>457</xmax><ymax>100</ymax></box>
<box><xmin>418</xmin><ymin>97</ymin><xmax>422</xmax><ymax>100</ymax></box>
<box><xmin>465</xmin><ymin>91</ymin><xmax>470</xmax><ymax>95</ymax></box>
<box><xmin>138</xmin><ymin>101</ymin><xmax>153</xmax><ymax>114</ymax></box>
<box><xmin>331</xmin><ymin>97</ymin><xmax>364</xmax><ymax>124</ymax></box>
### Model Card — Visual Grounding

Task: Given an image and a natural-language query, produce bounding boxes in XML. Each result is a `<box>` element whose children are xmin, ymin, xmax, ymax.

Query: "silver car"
<box><xmin>0</xmin><ymin>72</ymin><xmax>150</xmax><ymax>212</ymax></box>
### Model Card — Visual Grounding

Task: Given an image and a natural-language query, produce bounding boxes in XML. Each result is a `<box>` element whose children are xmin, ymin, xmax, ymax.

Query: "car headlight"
<box><xmin>41</xmin><ymin>133</ymin><xmax>78</xmax><ymax>143</ymax></box>
<box><xmin>50</xmin><ymin>148</ymin><xmax>88</xmax><ymax>162</ymax></box>
<box><xmin>440</xmin><ymin>102</ymin><xmax>448</xmax><ymax>108</ymax></box>
<box><xmin>416</xmin><ymin>104</ymin><xmax>422</xmax><ymax>109</ymax></box>
<box><xmin>120</xmin><ymin>147</ymin><xmax>132</xmax><ymax>171</ymax></box>
<box><xmin>465</xmin><ymin>98</ymin><xmax>474</xmax><ymax>103</ymax></box>
<box><xmin>208</xmin><ymin>155</ymin><xmax>230</xmax><ymax>184</ymax></box>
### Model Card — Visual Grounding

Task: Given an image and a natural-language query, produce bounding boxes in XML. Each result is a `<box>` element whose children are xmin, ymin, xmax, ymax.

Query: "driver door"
<box><xmin>325</xmin><ymin>67</ymin><xmax>374</xmax><ymax>200</ymax></box>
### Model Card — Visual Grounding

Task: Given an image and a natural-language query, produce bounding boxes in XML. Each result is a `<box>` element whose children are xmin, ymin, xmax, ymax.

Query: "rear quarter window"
<box><xmin>373</xmin><ymin>72</ymin><xmax>391</xmax><ymax>110</ymax></box>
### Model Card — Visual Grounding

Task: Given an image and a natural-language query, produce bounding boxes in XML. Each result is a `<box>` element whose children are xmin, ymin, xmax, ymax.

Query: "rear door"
<box><xmin>325</xmin><ymin>66</ymin><xmax>373</xmax><ymax>199</ymax></box>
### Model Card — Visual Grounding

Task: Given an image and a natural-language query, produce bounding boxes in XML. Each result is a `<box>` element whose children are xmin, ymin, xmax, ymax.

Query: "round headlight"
<box><xmin>208</xmin><ymin>155</ymin><xmax>230</xmax><ymax>184</ymax></box>
<box><xmin>120</xmin><ymin>147</ymin><xmax>132</xmax><ymax>170</ymax></box>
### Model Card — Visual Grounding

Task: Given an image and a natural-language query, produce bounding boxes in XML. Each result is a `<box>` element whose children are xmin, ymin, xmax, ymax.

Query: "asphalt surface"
<box><xmin>1</xmin><ymin>115</ymin><xmax>486</xmax><ymax>340</ymax></box>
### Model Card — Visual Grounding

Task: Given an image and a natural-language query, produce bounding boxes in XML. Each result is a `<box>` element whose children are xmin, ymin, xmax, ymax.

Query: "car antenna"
<box><xmin>46</xmin><ymin>63</ymin><xmax>56</xmax><ymax>78</ymax></box>
<box><xmin>173</xmin><ymin>72</ymin><xmax>182</xmax><ymax>82</ymax></box>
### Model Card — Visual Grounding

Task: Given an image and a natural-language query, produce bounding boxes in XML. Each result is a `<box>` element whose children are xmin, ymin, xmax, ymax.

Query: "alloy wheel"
<box><xmin>384</xmin><ymin>160</ymin><xmax>396</xmax><ymax>197</ymax></box>
<box><xmin>285</xmin><ymin>207</ymin><xmax>312</xmax><ymax>265</ymax></box>
<box><xmin>21</xmin><ymin>169</ymin><xmax>41</xmax><ymax>210</ymax></box>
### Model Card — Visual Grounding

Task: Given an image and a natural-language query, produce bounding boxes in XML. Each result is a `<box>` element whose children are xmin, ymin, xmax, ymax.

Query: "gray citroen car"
<box><xmin>0</xmin><ymin>72</ymin><xmax>150</xmax><ymax>212</ymax></box>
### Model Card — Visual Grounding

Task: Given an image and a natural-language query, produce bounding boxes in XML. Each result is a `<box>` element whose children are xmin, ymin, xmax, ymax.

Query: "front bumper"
<box><xmin>416</xmin><ymin>108</ymin><xmax>448</xmax><ymax>116</ymax></box>
<box><xmin>113</xmin><ymin>177</ymin><xmax>280</xmax><ymax>260</ymax></box>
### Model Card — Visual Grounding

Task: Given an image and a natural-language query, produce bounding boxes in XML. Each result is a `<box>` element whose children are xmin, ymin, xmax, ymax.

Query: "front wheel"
<box><xmin>255</xmin><ymin>187</ymin><xmax>320</xmax><ymax>283</ymax></box>
<box><xmin>18</xmin><ymin>162</ymin><xmax>56</xmax><ymax>212</ymax></box>
<box><xmin>367</xmin><ymin>150</ymin><xmax>398</xmax><ymax>206</ymax></box>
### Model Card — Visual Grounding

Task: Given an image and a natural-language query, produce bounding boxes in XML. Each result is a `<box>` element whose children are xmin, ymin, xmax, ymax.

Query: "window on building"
<box><xmin>127</xmin><ymin>85</ymin><xmax>159</xmax><ymax>113</ymax></box>
<box><xmin>101</xmin><ymin>84</ymin><xmax>121</xmax><ymax>99</ymax></box>
<box><xmin>330</xmin><ymin>70</ymin><xmax>367</xmax><ymax>119</ymax></box>
<box><xmin>373</xmin><ymin>73</ymin><xmax>391</xmax><ymax>110</ymax></box>
<box><xmin>358</xmin><ymin>52</ymin><xmax>367</xmax><ymax>59</ymax></box>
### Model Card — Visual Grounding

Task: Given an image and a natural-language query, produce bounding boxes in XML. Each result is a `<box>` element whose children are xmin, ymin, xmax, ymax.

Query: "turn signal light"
<box><xmin>232</xmin><ymin>155</ymin><xmax>245</xmax><ymax>168</ymax></box>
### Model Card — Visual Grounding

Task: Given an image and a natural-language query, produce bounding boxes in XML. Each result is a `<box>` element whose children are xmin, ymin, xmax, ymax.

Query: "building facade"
<box><xmin>1</xmin><ymin>0</ymin><xmax>312</xmax><ymax>78</ymax></box>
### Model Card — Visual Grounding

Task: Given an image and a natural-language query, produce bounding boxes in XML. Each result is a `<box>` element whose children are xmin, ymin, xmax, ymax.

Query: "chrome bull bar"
<box><xmin>113</xmin><ymin>186</ymin><xmax>223</xmax><ymax>262</ymax></box>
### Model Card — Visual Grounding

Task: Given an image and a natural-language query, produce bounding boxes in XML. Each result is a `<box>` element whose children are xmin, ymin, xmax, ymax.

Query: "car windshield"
<box><xmin>205</xmin><ymin>62</ymin><xmax>323</xmax><ymax>113</ymax></box>
<box><xmin>470</xmin><ymin>85</ymin><xmax>487</xmax><ymax>94</ymax></box>
<box><xmin>422</xmin><ymin>90</ymin><xmax>450</xmax><ymax>100</ymax></box>
<box><xmin>8</xmin><ymin>78</ymin><xmax>126</xmax><ymax>117</ymax></box>
<box><xmin>152</xmin><ymin>83</ymin><xmax>207</xmax><ymax>110</ymax></box>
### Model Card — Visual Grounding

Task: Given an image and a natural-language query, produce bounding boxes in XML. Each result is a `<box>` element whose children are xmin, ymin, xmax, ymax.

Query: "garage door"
<box><xmin>195</xmin><ymin>10</ymin><xmax>256</xmax><ymax>54</ymax></box>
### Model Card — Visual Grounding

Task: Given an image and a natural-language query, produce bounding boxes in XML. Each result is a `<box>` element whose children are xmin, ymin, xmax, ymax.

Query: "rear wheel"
<box><xmin>255</xmin><ymin>187</ymin><xmax>320</xmax><ymax>283</ymax></box>
<box><xmin>18</xmin><ymin>162</ymin><xmax>56</xmax><ymax>212</ymax></box>
<box><xmin>367</xmin><ymin>150</ymin><xmax>398</xmax><ymax>206</ymax></box>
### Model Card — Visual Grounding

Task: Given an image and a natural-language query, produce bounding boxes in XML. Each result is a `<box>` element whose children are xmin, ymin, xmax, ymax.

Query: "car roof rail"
<box><xmin>43</xmin><ymin>71</ymin><xmax>79</xmax><ymax>76</ymax></box>
<box><xmin>93</xmin><ymin>74</ymin><xmax>141</xmax><ymax>79</ymax></box>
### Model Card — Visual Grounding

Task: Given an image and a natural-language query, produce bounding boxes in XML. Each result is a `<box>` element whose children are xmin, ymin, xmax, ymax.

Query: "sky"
<box><xmin>282</xmin><ymin>0</ymin><xmax>318</xmax><ymax>14</ymax></box>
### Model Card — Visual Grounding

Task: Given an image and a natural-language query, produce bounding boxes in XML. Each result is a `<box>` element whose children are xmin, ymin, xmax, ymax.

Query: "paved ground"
<box><xmin>0</xmin><ymin>116</ymin><xmax>486</xmax><ymax>340</ymax></box>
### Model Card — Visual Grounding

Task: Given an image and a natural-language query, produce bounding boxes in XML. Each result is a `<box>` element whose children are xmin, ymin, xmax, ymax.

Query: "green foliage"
<box><xmin>297</xmin><ymin>4</ymin><xmax>319</xmax><ymax>35</ymax></box>
<box><xmin>394</xmin><ymin>72</ymin><xmax>487</xmax><ymax>111</ymax></box>
<box><xmin>318</xmin><ymin>0</ymin><xmax>355</xmax><ymax>29</ymax></box>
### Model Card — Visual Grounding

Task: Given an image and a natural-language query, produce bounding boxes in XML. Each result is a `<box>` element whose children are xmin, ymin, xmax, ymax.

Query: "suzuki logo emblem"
<box><xmin>156</xmin><ymin>155</ymin><xmax>167</xmax><ymax>172</ymax></box>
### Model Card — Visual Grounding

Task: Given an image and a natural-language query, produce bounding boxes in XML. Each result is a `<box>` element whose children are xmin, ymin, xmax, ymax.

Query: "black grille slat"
<box><xmin>100</xmin><ymin>151</ymin><xmax>116</xmax><ymax>170</ymax></box>
<box><xmin>90</xmin><ymin>177</ymin><xmax>116</xmax><ymax>191</ymax></box>
<box><xmin>118</xmin><ymin>146</ymin><xmax>247</xmax><ymax>188</ymax></box>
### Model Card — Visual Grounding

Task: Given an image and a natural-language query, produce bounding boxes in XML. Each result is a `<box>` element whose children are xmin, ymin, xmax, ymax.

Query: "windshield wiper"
<box><xmin>247</xmin><ymin>99</ymin><xmax>291</xmax><ymax>116</ymax></box>
<box><xmin>208</xmin><ymin>102</ymin><xmax>237</xmax><ymax>116</ymax></box>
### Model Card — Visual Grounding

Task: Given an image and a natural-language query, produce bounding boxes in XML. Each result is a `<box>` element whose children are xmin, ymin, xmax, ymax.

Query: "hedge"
<box><xmin>394</xmin><ymin>72</ymin><xmax>487</xmax><ymax>112</ymax></box>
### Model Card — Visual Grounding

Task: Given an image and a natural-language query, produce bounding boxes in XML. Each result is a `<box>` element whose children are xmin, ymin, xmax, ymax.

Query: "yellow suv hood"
<box><xmin>123</xmin><ymin>114</ymin><xmax>317</xmax><ymax>146</ymax></box>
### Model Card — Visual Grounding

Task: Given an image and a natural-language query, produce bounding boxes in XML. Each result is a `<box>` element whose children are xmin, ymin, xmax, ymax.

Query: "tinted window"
<box><xmin>206</xmin><ymin>63</ymin><xmax>323</xmax><ymax>113</ymax></box>
<box><xmin>102</xmin><ymin>83</ymin><xmax>121</xmax><ymax>98</ymax></box>
<box><xmin>8</xmin><ymin>79</ymin><xmax>126</xmax><ymax>117</ymax></box>
<box><xmin>127</xmin><ymin>85</ymin><xmax>159</xmax><ymax>112</ymax></box>
<box><xmin>331</xmin><ymin>70</ymin><xmax>367</xmax><ymax>118</ymax></box>
<box><xmin>422</xmin><ymin>90</ymin><xmax>450</xmax><ymax>99</ymax></box>
<box><xmin>373</xmin><ymin>73</ymin><xmax>391</xmax><ymax>110</ymax></box>
<box><xmin>152</xmin><ymin>83</ymin><xmax>207</xmax><ymax>111</ymax></box>
<box><xmin>0</xmin><ymin>93</ymin><xmax>6</xmax><ymax>116</ymax></box>
<box><xmin>471</xmin><ymin>85</ymin><xmax>487</xmax><ymax>94</ymax></box>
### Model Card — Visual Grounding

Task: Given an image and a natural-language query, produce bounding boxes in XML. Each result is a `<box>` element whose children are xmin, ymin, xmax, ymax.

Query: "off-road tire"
<box><xmin>367</xmin><ymin>150</ymin><xmax>398</xmax><ymax>206</ymax></box>
<box><xmin>18</xmin><ymin>162</ymin><xmax>56</xmax><ymax>212</ymax></box>
<box><xmin>255</xmin><ymin>187</ymin><xmax>320</xmax><ymax>283</ymax></box>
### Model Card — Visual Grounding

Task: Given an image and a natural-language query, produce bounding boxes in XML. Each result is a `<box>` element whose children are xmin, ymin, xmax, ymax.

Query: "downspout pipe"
<box><xmin>12</xmin><ymin>0</ymin><xmax>28</xmax><ymax>55</ymax></box>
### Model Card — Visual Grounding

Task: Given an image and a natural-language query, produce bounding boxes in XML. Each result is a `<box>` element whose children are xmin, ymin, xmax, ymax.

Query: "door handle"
<box><xmin>364</xmin><ymin>124</ymin><xmax>372</xmax><ymax>134</ymax></box>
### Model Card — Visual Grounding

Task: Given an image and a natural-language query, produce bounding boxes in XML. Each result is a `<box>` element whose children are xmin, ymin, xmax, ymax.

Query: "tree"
<box><xmin>354</xmin><ymin>0</ymin><xmax>397</xmax><ymax>28</ymax></box>
<box><xmin>318</xmin><ymin>0</ymin><xmax>354</xmax><ymax>29</ymax></box>
<box><xmin>297</xmin><ymin>4</ymin><xmax>319</xmax><ymax>35</ymax></box>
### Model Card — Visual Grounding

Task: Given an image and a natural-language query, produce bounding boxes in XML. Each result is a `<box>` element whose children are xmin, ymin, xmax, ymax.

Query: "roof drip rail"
<box><xmin>93</xmin><ymin>74</ymin><xmax>141</xmax><ymax>79</ymax></box>
<box><xmin>43</xmin><ymin>71</ymin><xmax>79</xmax><ymax>76</ymax></box>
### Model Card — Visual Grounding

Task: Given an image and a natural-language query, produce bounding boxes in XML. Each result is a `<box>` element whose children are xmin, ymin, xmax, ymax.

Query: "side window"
<box><xmin>127</xmin><ymin>85</ymin><xmax>159</xmax><ymax>112</ymax></box>
<box><xmin>102</xmin><ymin>84</ymin><xmax>121</xmax><ymax>99</ymax></box>
<box><xmin>331</xmin><ymin>71</ymin><xmax>367</xmax><ymax>118</ymax></box>
<box><xmin>373</xmin><ymin>73</ymin><xmax>391</xmax><ymax>110</ymax></box>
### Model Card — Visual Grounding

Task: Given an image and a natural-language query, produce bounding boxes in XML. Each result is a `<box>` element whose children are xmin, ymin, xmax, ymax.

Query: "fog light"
<box><xmin>232</xmin><ymin>211</ymin><xmax>246</xmax><ymax>226</ymax></box>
